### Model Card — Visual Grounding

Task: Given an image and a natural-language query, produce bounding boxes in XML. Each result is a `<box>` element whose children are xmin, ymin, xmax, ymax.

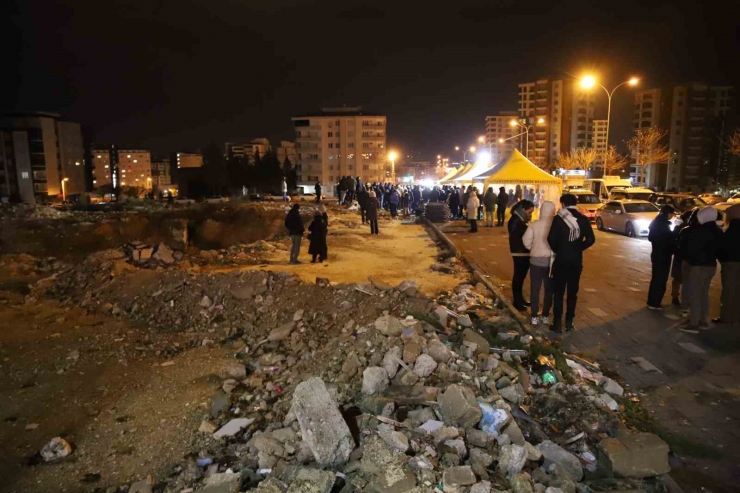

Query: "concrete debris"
<box><xmin>630</xmin><ymin>356</ymin><xmax>663</xmax><ymax>373</ymax></box>
<box><xmin>598</xmin><ymin>432</ymin><xmax>670</xmax><ymax>478</ymax></box>
<box><xmin>438</xmin><ymin>384</ymin><xmax>483</xmax><ymax>429</ymax></box>
<box><xmin>40</xmin><ymin>437</ymin><xmax>73</xmax><ymax>462</ymax></box>
<box><xmin>537</xmin><ymin>440</ymin><xmax>584</xmax><ymax>482</ymax></box>
<box><xmin>362</xmin><ymin>367</ymin><xmax>390</xmax><ymax>395</ymax></box>
<box><xmin>602</xmin><ymin>378</ymin><xmax>624</xmax><ymax>397</ymax></box>
<box><xmin>412</xmin><ymin>354</ymin><xmax>438</xmax><ymax>377</ymax></box>
<box><xmin>213</xmin><ymin>418</ymin><xmax>255</xmax><ymax>438</ymax></box>
<box><xmin>374</xmin><ymin>314</ymin><xmax>405</xmax><ymax>336</ymax></box>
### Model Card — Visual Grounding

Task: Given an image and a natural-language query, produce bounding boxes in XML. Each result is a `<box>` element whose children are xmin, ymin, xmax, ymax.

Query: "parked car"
<box><xmin>727</xmin><ymin>192</ymin><xmax>740</xmax><ymax>204</ymax></box>
<box><xmin>698</xmin><ymin>193</ymin><xmax>726</xmax><ymax>205</ymax></box>
<box><xmin>596</xmin><ymin>200</ymin><xmax>660</xmax><ymax>237</ymax></box>
<box><xmin>568</xmin><ymin>188</ymin><xmax>603</xmax><ymax>222</ymax></box>
<box><xmin>649</xmin><ymin>193</ymin><xmax>707</xmax><ymax>212</ymax></box>
<box><xmin>608</xmin><ymin>187</ymin><xmax>654</xmax><ymax>201</ymax></box>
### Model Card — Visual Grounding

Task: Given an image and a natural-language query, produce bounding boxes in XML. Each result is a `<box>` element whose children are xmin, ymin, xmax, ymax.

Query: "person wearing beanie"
<box><xmin>716</xmin><ymin>204</ymin><xmax>740</xmax><ymax>323</ymax></box>
<box><xmin>647</xmin><ymin>205</ymin><xmax>676</xmax><ymax>309</ymax></box>
<box><xmin>682</xmin><ymin>206</ymin><xmax>723</xmax><ymax>329</ymax></box>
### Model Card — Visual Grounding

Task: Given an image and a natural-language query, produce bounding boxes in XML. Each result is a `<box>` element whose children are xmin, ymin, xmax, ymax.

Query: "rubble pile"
<box><xmin>47</xmin><ymin>271</ymin><xmax>672</xmax><ymax>493</ymax></box>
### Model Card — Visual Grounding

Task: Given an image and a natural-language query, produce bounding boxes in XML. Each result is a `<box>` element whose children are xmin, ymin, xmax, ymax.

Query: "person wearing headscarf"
<box><xmin>716</xmin><ymin>204</ymin><xmax>740</xmax><ymax>323</ymax></box>
<box><xmin>307</xmin><ymin>211</ymin><xmax>328</xmax><ymax>263</ymax></box>
<box><xmin>682</xmin><ymin>206</ymin><xmax>723</xmax><ymax>329</ymax></box>
<box><xmin>523</xmin><ymin>200</ymin><xmax>556</xmax><ymax>326</ymax></box>
<box><xmin>547</xmin><ymin>193</ymin><xmax>596</xmax><ymax>332</ymax></box>
<box><xmin>467</xmin><ymin>187</ymin><xmax>481</xmax><ymax>233</ymax></box>
<box><xmin>508</xmin><ymin>200</ymin><xmax>535</xmax><ymax>311</ymax></box>
<box><xmin>366</xmin><ymin>190</ymin><xmax>380</xmax><ymax>235</ymax></box>
<box><xmin>647</xmin><ymin>205</ymin><xmax>676</xmax><ymax>309</ymax></box>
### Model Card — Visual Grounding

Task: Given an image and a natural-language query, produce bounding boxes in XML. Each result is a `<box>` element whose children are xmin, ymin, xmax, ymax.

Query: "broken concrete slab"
<box><xmin>213</xmin><ymin>418</ymin><xmax>255</xmax><ymax>439</ymax></box>
<box><xmin>292</xmin><ymin>377</ymin><xmax>355</xmax><ymax>466</ymax></box>
<box><xmin>602</xmin><ymin>378</ymin><xmax>624</xmax><ymax>397</ymax></box>
<box><xmin>362</xmin><ymin>367</ymin><xmax>390</xmax><ymax>395</ymax></box>
<box><xmin>438</xmin><ymin>384</ymin><xmax>483</xmax><ymax>429</ymax></box>
<box><xmin>537</xmin><ymin>440</ymin><xmax>583</xmax><ymax>482</ymax></box>
<box><xmin>413</xmin><ymin>354</ymin><xmax>437</xmax><ymax>377</ymax></box>
<box><xmin>462</xmin><ymin>328</ymin><xmax>490</xmax><ymax>356</ymax></box>
<box><xmin>497</xmin><ymin>444</ymin><xmax>528</xmax><ymax>477</ymax></box>
<box><xmin>598</xmin><ymin>432</ymin><xmax>670</xmax><ymax>478</ymax></box>
<box><xmin>374</xmin><ymin>314</ymin><xmax>404</xmax><ymax>336</ymax></box>
<box><xmin>200</xmin><ymin>472</ymin><xmax>241</xmax><ymax>493</ymax></box>
<box><xmin>630</xmin><ymin>356</ymin><xmax>663</xmax><ymax>373</ymax></box>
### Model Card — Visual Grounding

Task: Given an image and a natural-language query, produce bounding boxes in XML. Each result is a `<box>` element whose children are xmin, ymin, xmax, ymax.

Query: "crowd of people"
<box><xmin>647</xmin><ymin>203</ymin><xmax>740</xmax><ymax>329</ymax></box>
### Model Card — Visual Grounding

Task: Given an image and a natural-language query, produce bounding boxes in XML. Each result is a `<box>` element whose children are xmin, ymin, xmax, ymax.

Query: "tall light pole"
<box><xmin>388</xmin><ymin>151</ymin><xmax>398</xmax><ymax>183</ymax></box>
<box><xmin>61</xmin><ymin>177</ymin><xmax>69</xmax><ymax>202</ymax></box>
<box><xmin>580</xmin><ymin>75</ymin><xmax>639</xmax><ymax>148</ymax></box>
<box><xmin>509</xmin><ymin>118</ymin><xmax>545</xmax><ymax>159</ymax></box>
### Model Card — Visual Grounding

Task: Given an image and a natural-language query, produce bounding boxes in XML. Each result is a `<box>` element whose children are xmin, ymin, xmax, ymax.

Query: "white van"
<box><xmin>583</xmin><ymin>176</ymin><xmax>634</xmax><ymax>202</ymax></box>
<box><xmin>608</xmin><ymin>186</ymin><xmax>654</xmax><ymax>201</ymax></box>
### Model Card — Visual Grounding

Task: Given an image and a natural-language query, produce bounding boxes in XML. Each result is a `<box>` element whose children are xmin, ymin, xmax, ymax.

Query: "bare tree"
<box><xmin>728</xmin><ymin>128</ymin><xmax>740</xmax><ymax>155</ymax></box>
<box><xmin>627</xmin><ymin>127</ymin><xmax>670</xmax><ymax>185</ymax></box>
<box><xmin>555</xmin><ymin>148</ymin><xmax>597</xmax><ymax>186</ymax></box>
<box><xmin>600</xmin><ymin>146</ymin><xmax>630</xmax><ymax>176</ymax></box>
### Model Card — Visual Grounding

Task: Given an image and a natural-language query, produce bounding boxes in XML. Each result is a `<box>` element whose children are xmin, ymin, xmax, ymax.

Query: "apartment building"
<box><xmin>225</xmin><ymin>138</ymin><xmax>272</xmax><ymax>163</ymax></box>
<box><xmin>518</xmin><ymin>79</ymin><xmax>594</xmax><ymax>168</ymax></box>
<box><xmin>151</xmin><ymin>157</ymin><xmax>172</xmax><ymax>189</ymax></box>
<box><xmin>632</xmin><ymin>84</ymin><xmax>735</xmax><ymax>190</ymax></box>
<box><xmin>276</xmin><ymin>141</ymin><xmax>296</xmax><ymax>164</ymax></box>
<box><xmin>91</xmin><ymin>147</ymin><xmax>117</xmax><ymax>188</ymax></box>
<box><xmin>591</xmin><ymin>120</ymin><xmax>608</xmax><ymax>172</ymax></box>
<box><xmin>176</xmin><ymin>152</ymin><xmax>204</xmax><ymax>169</ymax></box>
<box><xmin>292</xmin><ymin>107</ymin><xmax>387</xmax><ymax>190</ymax></box>
<box><xmin>0</xmin><ymin>112</ymin><xmax>84</xmax><ymax>204</ymax></box>
<box><xmin>485</xmin><ymin>111</ymin><xmax>519</xmax><ymax>164</ymax></box>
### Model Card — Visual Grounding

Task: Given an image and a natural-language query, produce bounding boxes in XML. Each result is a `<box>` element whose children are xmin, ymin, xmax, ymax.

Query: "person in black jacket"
<box><xmin>547</xmin><ymin>193</ymin><xmax>596</xmax><ymax>332</ymax></box>
<box><xmin>449</xmin><ymin>187</ymin><xmax>460</xmax><ymax>219</ymax></box>
<box><xmin>496</xmin><ymin>187</ymin><xmax>508</xmax><ymax>226</ymax></box>
<box><xmin>682</xmin><ymin>206</ymin><xmax>724</xmax><ymax>329</ymax></box>
<box><xmin>314</xmin><ymin>182</ymin><xmax>322</xmax><ymax>203</ymax></box>
<box><xmin>647</xmin><ymin>205</ymin><xmax>676</xmax><ymax>309</ymax></box>
<box><xmin>484</xmin><ymin>187</ymin><xmax>497</xmax><ymax>227</ymax></box>
<box><xmin>308</xmin><ymin>212</ymin><xmax>328</xmax><ymax>263</ymax></box>
<box><xmin>670</xmin><ymin>209</ymin><xmax>695</xmax><ymax>306</ymax></box>
<box><xmin>716</xmin><ymin>204</ymin><xmax>740</xmax><ymax>323</ymax></box>
<box><xmin>358</xmin><ymin>186</ymin><xmax>370</xmax><ymax>224</ymax></box>
<box><xmin>508</xmin><ymin>200</ymin><xmax>535</xmax><ymax>311</ymax></box>
<box><xmin>284</xmin><ymin>204</ymin><xmax>305</xmax><ymax>264</ymax></box>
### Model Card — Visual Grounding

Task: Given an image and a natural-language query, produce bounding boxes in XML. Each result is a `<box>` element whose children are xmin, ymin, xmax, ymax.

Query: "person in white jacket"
<box><xmin>467</xmin><ymin>188</ymin><xmax>481</xmax><ymax>233</ymax></box>
<box><xmin>522</xmin><ymin>200</ymin><xmax>556</xmax><ymax>326</ymax></box>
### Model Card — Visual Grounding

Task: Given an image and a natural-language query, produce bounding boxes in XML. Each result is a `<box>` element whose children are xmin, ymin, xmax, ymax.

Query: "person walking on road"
<box><xmin>282</xmin><ymin>178</ymin><xmax>289</xmax><ymax>202</ymax></box>
<box><xmin>484</xmin><ymin>187</ymin><xmax>496</xmax><ymax>227</ymax></box>
<box><xmin>547</xmin><ymin>193</ymin><xmax>596</xmax><ymax>333</ymax></box>
<box><xmin>508</xmin><ymin>200</ymin><xmax>535</xmax><ymax>311</ymax></box>
<box><xmin>647</xmin><ymin>205</ymin><xmax>676</xmax><ymax>309</ymax></box>
<box><xmin>681</xmin><ymin>206</ymin><xmax>723</xmax><ymax>329</ymax></box>
<box><xmin>308</xmin><ymin>211</ymin><xmax>328</xmax><ymax>263</ymax></box>
<box><xmin>716</xmin><ymin>204</ymin><xmax>740</xmax><ymax>324</ymax></box>
<box><xmin>496</xmin><ymin>187</ymin><xmax>508</xmax><ymax>226</ymax></box>
<box><xmin>284</xmin><ymin>204</ymin><xmax>304</xmax><ymax>264</ymax></box>
<box><xmin>367</xmin><ymin>191</ymin><xmax>380</xmax><ymax>235</ymax></box>
<box><xmin>523</xmin><ymin>200</ymin><xmax>555</xmax><ymax>326</ymax></box>
<box><xmin>467</xmin><ymin>188</ymin><xmax>480</xmax><ymax>233</ymax></box>
<box><xmin>314</xmin><ymin>181</ymin><xmax>322</xmax><ymax>203</ymax></box>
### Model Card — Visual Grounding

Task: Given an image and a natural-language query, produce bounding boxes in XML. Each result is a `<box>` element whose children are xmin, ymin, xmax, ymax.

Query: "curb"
<box><xmin>422</xmin><ymin>218</ymin><xmax>541</xmax><ymax>338</ymax></box>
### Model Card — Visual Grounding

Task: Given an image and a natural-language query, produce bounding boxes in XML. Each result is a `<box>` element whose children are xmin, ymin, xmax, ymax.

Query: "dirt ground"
<box><xmin>0</xmin><ymin>205</ymin><xmax>464</xmax><ymax>493</ymax></box>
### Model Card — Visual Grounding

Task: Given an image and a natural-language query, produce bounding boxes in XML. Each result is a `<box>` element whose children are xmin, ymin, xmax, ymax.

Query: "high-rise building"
<box><xmin>517</xmin><ymin>78</ymin><xmax>595</xmax><ymax>168</ymax></box>
<box><xmin>485</xmin><ymin>111</ymin><xmax>519</xmax><ymax>164</ymax></box>
<box><xmin>176</xmin><ymin>152</ymin><xmax>204</xmax><ymax>169</ymax></box>
<box><xmin>91</xmin><ymin>147</ymin><xmax>117</xmax><ymax>188</ymax></box>
<box><xmin>117</xmin><ymin>149</ymin><xmax>152</xmax><ymax>189</ymax></box>
<box><xmin>591</xmin><ymin>120</ymin><xmax>609</xmax><ymax>171</ymax></box>
<box><xmin>632</xmin><ymin>84</ymin><xmax>735</xmax><ymax>190</ymax></box>
<box><xmin>0</xmin><ymin>112</ymin><xmax>84</xmax><ymax>204</ymax></box>
<box><xmin>151</xmin><ymin>157</ymin><xmax>171</xmax><ymax>189</ymax></box>
<box><xmin>292</xmin><ymin>107</ymin><xmax>387</xmax><ymax>190</ymax></box>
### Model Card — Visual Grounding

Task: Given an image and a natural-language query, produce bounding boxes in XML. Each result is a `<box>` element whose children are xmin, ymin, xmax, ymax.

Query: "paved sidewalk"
<box><xmin>440</xmin><ymin>218</ymin><xmax>740</xmax><ymax>493</ymax></box>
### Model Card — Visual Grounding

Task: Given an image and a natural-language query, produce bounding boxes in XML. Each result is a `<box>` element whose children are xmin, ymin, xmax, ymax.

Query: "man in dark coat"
<box><xmin>547</xmin><ymin>193</ymin><xmax>596</xmax><ymax>332</ymax></box>
<box><xmin>508</xmin><ymin>200</ymin><xmax>535</xmax><ymax>311</ymax></box>
<box><xmin>308</xmin><ymin>212</ymin><xmax>328</xmax><ymax>263</ymax></box>
<box><xmin>285</xmin><ymin>204</ymin><xmax>305</xmax><ymax>264</ymax></box>
<box><xmin>358</xmin><ymin>186</ymin><xmax>370</xmax><ymax>224</ymax></box>
<box><xmin>647</xmin><ymin>205</ymin><xmax>676</xmax><ymax>309</ymax></box>
<box><xmin>496</xmin><ymin>187</ymin><xmax>508</xmax><ymax>226</ymax></box>
<box><xmin>314</xmin><ymin>182</ymin><xmax>322</xmax><ymax>203</ymax></box>
<box><xmin>449</xmin><ymin>187</ymin><xmax>460</xmax><ymax>219</ymax></box>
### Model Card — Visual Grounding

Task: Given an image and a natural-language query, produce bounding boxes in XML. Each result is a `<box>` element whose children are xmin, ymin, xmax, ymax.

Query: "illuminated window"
<box><xmin>104</xmin><ymin>165</ymin><xmax>109</xmax><ymax>169</ymax></box>
<box><xmin>97</xmin><ymin>154</ymin><xmax>102</xmax><ymax>158</ymax></box>
<box><xmin>133</xmin><ymin>159</ymin><xmax>138</xmax><ymax>163</ymax></box>
<box><xmin>127</xmin><ymin>155</ymin><xmax>131</xmax><ymax>158</ymax></box>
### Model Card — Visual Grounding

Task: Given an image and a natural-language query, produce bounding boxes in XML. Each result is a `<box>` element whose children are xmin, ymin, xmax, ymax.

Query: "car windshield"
<box><xmin>680</xmin><ymin>197</ymin><xmax>707</xmax><ymax>207</ymax></box>
<box><xmin>627</xmin><ymin>192</ymin><xmax>654</xmax><ymax>201</ymax></box>
<box><xmin>576</xmin><ymin>194</ymin><xmax>600</xmax><ymax>204</ymax></box>
<box><xmin>624</xmin><ymin>203</ymin><xmax>658</xmax><ymax>213</ymax></box>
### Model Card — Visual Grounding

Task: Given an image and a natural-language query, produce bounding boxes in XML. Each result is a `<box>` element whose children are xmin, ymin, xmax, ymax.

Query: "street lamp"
<box><xmin>580</xmin><ymin>75</ymin><xmax>639</xmax><ymax>148</ymax></box>
<box><xmin>61</xmin><ymin>177</ymin><xmax>69</xmax><ymax>202</ymax></box>
<box><xmin>388</xmin><ymin>151</ymin><xmax>398</xmax><ymax>183</ymax></box>
<box><xmin>509</xmin><ymin>118</ymin><xmax>545</xmax><ymax>159</ymax></box>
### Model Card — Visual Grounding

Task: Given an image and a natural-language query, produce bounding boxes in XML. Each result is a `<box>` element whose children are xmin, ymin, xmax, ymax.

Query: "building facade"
<box><xmin>276</xmin><ymin>141</ymin><xmax>296</xmax><ymax>164</ymax></box>
<box><xmin>91</xmin><ymin>147</ymin><xmax>117</xmax><ymax>189</ymax></box>
<box><xmin>151</xmin><ymin>157</ymin><xmax>171</xmax><ymax>189</ymax></box>
<box><xmin>632</xmin><ymin>84</ymin><xmax>735</xmax><ymax>191</ymax></box>
<box><xmin>485</xmin><ymin>111</ymin><xmax>519</xmax><ymax>164</ymax></box>
<box><xmin>292</xmin><ymin>107</ymin><xmax>387</xmax><ymax>190</ymax></box>
<box><xmin>117</xmin><ymin>149</ymin><xmax>152</xmax><ymax>189</ymax></box>
<box><xmin>176</xmin><ymin>152</ymin><xmax>204</xmax><ymax>169</ymax></box>
<box><xmin>0</xmin><ymin>112</ymin><xmax>84</xmax><ymax>204</ymax></box>
<box><xmin>591</xmin><ymin>120</ymin><xmax>608</xmax><ymax>172</ymax></box>
<box><xmin>517</xmin><ymin>79</ymin><xmax>594</xmax><ymax>169</ymax></box>
<box><xmin>225</xmin><ymin>138</ymin><xmax>273</xmax><ymax>163</ymax></box>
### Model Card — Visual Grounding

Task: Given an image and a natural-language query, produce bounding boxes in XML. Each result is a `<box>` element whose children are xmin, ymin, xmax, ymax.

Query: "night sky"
<box><xmin>3</xmin><ymin>0</ymin><xmax>738</xmax><ymax>158</ymax></box>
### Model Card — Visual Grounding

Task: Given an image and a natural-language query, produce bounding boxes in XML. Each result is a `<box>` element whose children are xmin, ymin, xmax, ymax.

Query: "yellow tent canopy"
<box><xmin>454</xmin><ymin>159</ymin><xmax>493</xmax><ymax>183</ymax></box>
<box><xmin>437</xmin><ymin>165</ymin><xmax>463</xmax><ymax>184</ymax></box>
<box><xmin>478</xmin><ymin>149</ymin><xmax>562</xmax><ymax>186</ymax></box>
<box><xmin>440</xmin><ymin>164</ymin><xmax>472</xmax><ymax>184</ymax></box>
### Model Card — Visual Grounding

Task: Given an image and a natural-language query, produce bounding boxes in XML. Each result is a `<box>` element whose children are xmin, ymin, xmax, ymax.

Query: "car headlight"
<box><xmin>636</xmin><ymin>219</ymin><xmax>651</xmax><ymax>230</ymax></box>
